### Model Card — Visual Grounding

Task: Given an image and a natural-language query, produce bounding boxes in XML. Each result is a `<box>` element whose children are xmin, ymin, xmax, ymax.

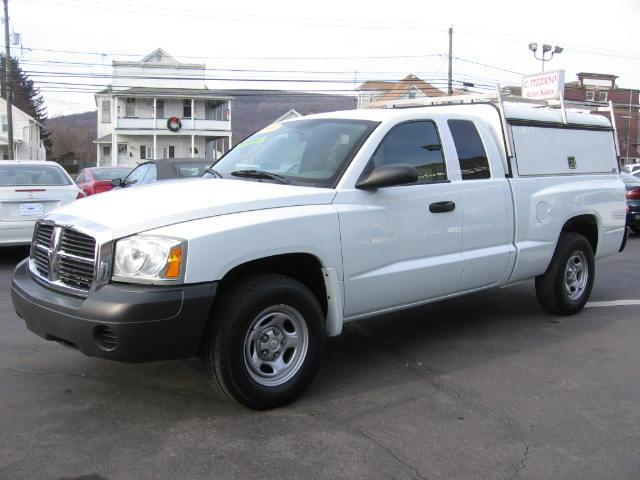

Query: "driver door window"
<box><xmin>370</xmin><ymin>121</ymin><xmax>447</xmax><ymax>183</ymax></box>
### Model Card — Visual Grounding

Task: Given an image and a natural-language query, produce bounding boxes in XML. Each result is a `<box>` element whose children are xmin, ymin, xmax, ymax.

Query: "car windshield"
<box><xmin>175</xmin><ymin>162</ymin><xmax>210</xmax><ymax>177</ymax></box>
<box><xmin>92</xmin><ymin>168</ymin><xmax>131</xmax><ymax>181</ymax></box>
<box><xmin>0</xmin><ymin>164</ymin><xmax>71</xmax><ymax>186</ymax></box>
<box><xmin>210</xmin><ymin>118</ymin><xmax>378</xmax><ymax>187</ymax></box>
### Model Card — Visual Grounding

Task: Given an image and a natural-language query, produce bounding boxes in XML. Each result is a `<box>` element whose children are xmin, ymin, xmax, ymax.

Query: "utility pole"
<box><xmin>3</xmin><ymin>0</ymin><xmax>13</xmax><ymax>159</ymax></box>
<box><xmin>447</xmin><ymin>26</ymin><xmax>453</xmax><ymax>95</ymax></box>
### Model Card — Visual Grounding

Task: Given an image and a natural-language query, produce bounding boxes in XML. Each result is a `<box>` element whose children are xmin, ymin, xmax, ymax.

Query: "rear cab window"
<box><xmin>447</xmin><ymin>119</ymin><xmax>491</xmax><ymax>180</ymax></box>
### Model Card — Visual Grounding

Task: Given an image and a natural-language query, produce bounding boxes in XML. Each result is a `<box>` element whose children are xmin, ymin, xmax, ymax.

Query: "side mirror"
<box><xmin>356</xmin><ymin>164</ymin><xmax>419</xmax><ymax>190</ymax></box>
<box><xmin>111</xmin><ymin>178</ymin><xmax>123</xmax><ymax>187</ymax></box>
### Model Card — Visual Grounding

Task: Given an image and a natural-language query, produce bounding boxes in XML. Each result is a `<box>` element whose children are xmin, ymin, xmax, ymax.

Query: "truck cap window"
<box><xmin>211</xmin><ymin>118</ymin><xmax>378</xmax><ymax>188</ymax></box>
<box><xmin>448</xmin><ymin>119</ymin><xmax>491</xmax><ymax>180</ymax></box>
<box><xmin>369</xmin><ymin>121</ymin><xmax>447</xmax><ymax>183</ymax></box>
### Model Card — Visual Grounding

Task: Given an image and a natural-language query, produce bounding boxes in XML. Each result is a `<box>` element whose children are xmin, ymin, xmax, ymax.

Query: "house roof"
<box><xmin>358</xmin><ymin>80</ymin><xmax>396</xmax><ymax>92</ymax></box>
<box><xmin>93</xmin><ymin>134</ymin><xmax>112</xmax><ymax>144</ymax></box>
<box><xmin>95</xmin><ymin>87</ymin><xmax>234</xmax><ymax>100</ymax></box>
<box><xmin>113</xmin><ymin>48</ymin><xmax>204</xmax><ymax>70</ymax></box>
<box><xmin>140</xmin><ymin>48</ymin><xmax>179</xmax><ymax>64</ymax></box>
<box><xmin>372</xmin><ymin>75</ymin><xmax>446</xmax><ymax>104</ymax></box>
<box><xmin>274</xmin><ymin>108</ymin><xmax>302</xmax><ymax>122</ymax></box>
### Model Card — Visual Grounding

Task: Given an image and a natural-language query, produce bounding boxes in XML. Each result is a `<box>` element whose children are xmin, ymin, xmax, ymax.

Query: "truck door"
<box><xmin>335</xmin><ymin>120</ymin><xmax>464</xmax><ymax>319</ymax></box>
<box><xmin>446</xmin><ymin>119</ymin><xmax>513</xmax><ymax>290</ymax></box>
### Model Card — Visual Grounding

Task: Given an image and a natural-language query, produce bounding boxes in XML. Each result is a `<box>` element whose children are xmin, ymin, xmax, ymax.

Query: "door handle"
<box><xmin>429</xmin><ymin>201</ymin><xmax>456</xmax><ymax>213</ymax></box>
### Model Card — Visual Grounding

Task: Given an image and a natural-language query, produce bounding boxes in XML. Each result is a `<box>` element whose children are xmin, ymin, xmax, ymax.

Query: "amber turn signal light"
<box><xmin>165</xmin><ymin>246</ymin><xmax>183</xmax><ymax>278</ymax></box>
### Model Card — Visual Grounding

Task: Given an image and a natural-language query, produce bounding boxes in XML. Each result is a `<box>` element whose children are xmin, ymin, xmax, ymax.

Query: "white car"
<box><xmin>0</xmin><ymin>160</ymin><xmax>81</xmax><ymax>246</ymax></box>
<box><xmin>12</xmin><ymin>98</ymin><xmax>627</xmax><ymax>409</ymax></box>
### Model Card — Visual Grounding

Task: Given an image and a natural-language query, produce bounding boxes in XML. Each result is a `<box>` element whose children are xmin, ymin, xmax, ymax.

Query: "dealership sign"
<box><xmin>522</xmin><ymin>70</ymin><xmax>565</xmax><ymax>100</ymax></box>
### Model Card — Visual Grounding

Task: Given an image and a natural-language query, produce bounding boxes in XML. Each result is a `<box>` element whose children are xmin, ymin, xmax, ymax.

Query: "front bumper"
<box><xmin>11</xmin><ymin>259</ymin><xmax>217</xmax><ymax>363</ymax></box>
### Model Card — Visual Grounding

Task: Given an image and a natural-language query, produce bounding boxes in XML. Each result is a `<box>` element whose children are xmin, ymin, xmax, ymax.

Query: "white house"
<box><xmin>94</xmin><ymin>48</ymin><xmax>233</xmax><ymax>166</ymax></box>
<box><xmin>0</xmin><ymin>98</ymin><xmax>47</xmax><ymax>160</ymax></box>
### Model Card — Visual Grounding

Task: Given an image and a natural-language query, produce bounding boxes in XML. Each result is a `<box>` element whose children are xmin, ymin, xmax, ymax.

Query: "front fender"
<box><xmin>147</xmin><ymin>205</ymin><xmax>343</xmax><ymax>284</ymax></box>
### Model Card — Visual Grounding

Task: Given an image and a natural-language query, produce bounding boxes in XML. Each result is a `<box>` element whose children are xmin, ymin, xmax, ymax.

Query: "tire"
<box><xmin>631</xmin><ymin>226</ymin><xmax>640</xmax><ymax>234</ymax></box>
<box><xmin>203</xmin><ymin>274</ymin><xmax>325</xmax><ymax>410</ymax></box>
<box><xmin>535</xmin><ymin>232</ymin><xmax>595</xmax><ymax>315</ymax></box>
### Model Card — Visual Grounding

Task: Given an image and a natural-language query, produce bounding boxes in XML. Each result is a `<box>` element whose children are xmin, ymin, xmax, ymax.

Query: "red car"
<box><xmin>75</xmin><ymin>167</ymin><xmax>132</xmax><ymax>196</ymax></box>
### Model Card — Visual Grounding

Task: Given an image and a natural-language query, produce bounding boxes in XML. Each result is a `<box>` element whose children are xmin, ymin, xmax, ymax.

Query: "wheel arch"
<box><xmin>560</xmin><ymin>213</ymin><xmax>599</xmax><ymax>254</ymax></box>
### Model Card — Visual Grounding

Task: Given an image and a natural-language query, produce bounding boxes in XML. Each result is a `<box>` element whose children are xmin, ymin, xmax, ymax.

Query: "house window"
<box><xmin>101</xmin><ymin>100</ymin><xmax>111</xmax><ymax>123</ymax></box>
<box><xmin>156</xmin><ymin>100</ymin><xmax>164</xmax><ymax>119</ymax></box>
<box><xmin>586</xmin><ymin>90</ymin><xmax>595</xmax><ymax>102</ymax></box>
<box><xmin>183</xmin><ymin>99</ymin><xmax>192</xmax><ymax>118</ymax></box>
<box><xmin>125</xmin><ymin>98</ymin><xmax>136</xmax><ymax>117</ymax></box>
<box><xmin>169</xmin><ymin>145</ymin><xmax>175</xmax><ymax>158</ymax></box>
<box><xmin>598</xmin><ymin>91</ymin><xmax>608</xmax><ymax>103</ymax></box>
<box><xmin>140</xmin><ymin>145</ymin><xmax>146</xmax><ymax>160</ymax></box>
<box><xmin>0</xmin><ymin>114</ymin><xmax>7</xmax><ymax>132</ymax></box>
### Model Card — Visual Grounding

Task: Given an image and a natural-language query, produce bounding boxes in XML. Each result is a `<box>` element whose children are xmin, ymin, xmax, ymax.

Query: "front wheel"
<box><xmin>204</xmin><ymin>274</ymin><xmax>325</xmax><ymax>410</ymax></box>
<box><xmin>535</xmin><ymin>232</ymin><xmax>595</xmax><ymax>315</ymax></box>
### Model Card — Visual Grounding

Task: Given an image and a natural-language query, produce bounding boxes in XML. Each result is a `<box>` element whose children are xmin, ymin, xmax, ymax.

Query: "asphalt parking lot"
<box><xmin>1</xmin><ymin>237</ymin><xmax>639</xmax><ymax>480</ymax></box>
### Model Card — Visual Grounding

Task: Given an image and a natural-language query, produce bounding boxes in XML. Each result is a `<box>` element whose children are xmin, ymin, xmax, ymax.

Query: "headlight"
<box><xmin>112</xmin><ymin>235</ymin><xmax>185</xmax><ymax>283</ymax></box>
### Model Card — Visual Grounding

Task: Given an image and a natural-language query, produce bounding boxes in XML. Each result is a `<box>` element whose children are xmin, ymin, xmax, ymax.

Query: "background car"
<box><xmin>76</xmin><ymin>166</ymin><xmax>132</xmax><ymax>196</ymax></box>
<box><xmin>111</xmin><ymin>158</ymin><xmax>212</xmax><ymax>189</ymax></box>
<box><xmin>621</xmin><ymin>163</ymin><xmax>640</xmax><ymax>175</ymax></box>
<box><xmin>0</xmin><ymin>160</ymin><xmax>81</xmax><ymax>246</ymax></box>
<box><xmin>622</xmin><ymin>172</ymin><xmax>640</xmax><ymax>234</ymax></box>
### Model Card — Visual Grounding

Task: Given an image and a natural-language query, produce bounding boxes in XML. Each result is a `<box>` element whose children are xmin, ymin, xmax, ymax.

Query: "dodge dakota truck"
<box><xmin>12</xmin><ymin>97</ymin><xmax>627</xmax><ymax>409</ymax></box>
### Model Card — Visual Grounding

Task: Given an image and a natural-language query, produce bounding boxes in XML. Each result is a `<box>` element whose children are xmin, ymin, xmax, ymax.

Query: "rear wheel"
<box><xmin>535</xmin><ymin>232</ymin><xmax>595</xmax><ymax>315</ymax></box>
<box><xmin>631</xmin><ymin>226</ymin><xmax>640</xmax><ymax>234</ymax></box>
<box><xmin>204</xmin><ymin>274</ymin><xmax>325</xmax><ymax>410</ymax></box>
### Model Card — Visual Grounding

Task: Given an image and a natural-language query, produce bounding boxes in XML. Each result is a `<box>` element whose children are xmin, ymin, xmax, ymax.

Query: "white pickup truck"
<box><xmin>12</xmin><ymin>98</ymin><xmax>627</xmax><ymax>409</ymax></box>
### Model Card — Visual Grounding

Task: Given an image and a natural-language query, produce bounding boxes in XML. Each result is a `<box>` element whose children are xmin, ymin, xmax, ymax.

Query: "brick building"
<box><xmin>564</xmin><ymin>73</ymin><xmax>639</xmax><ymax>164</ymax></box>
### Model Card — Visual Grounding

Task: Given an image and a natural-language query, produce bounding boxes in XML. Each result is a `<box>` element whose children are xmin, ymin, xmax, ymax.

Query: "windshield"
<box><xmin>175</xmin><ymin>162</ymin><xmax>210</xmax><ymax>178</ymax></box>
<box><xmin>0</xmin><ymin>164</ymin><xmax>72</xmax><ymax>186</ymax></box>
<box><xmin>92</xmin><ymin>168</ymin><xmax>131</xmax><ymax>181</ymax></box>
<box><xmin>211</xmin><ymin>118</ymin><xmax>378</xmax><ymax>187</ymax></box>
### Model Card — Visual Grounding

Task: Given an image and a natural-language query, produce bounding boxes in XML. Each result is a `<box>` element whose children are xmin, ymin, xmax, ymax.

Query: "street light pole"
<box><xmin>528</xmin><ymin>43</ymin><xmax>564</xmax><ymax>73</ymax></box>
<box><xmin>2</xmin><ymin>0</ymin><xmax>13</xmax><ymax>159</ymax></box>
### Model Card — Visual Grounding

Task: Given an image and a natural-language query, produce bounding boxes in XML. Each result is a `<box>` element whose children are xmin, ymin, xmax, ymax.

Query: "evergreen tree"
<box><xmin>0</xmin><ymin>55</ymin><xmax>52</xmax><ymax>157</ymax></box>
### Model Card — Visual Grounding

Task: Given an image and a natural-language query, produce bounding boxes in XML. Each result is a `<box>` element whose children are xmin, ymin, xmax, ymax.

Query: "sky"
<box><xmin>5</xmin><ymin>0</ymin><xmax>640</xmax><ymax>117</ymax></box>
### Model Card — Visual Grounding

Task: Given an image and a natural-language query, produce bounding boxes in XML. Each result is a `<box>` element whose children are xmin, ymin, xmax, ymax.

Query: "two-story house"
<box><xmin>0</xmin><ymin>97</ymin><xmax>47</xmax><ymax>160</ymax></box>
<box><xmin>357</xmin><ymin>74</ymin><xmax>446</xmax><ymax>109</ymax></box>
<box><xmin>94</xmin><ymin>49</ymin><xmax>233</xmax><ymax>166</ymax></box>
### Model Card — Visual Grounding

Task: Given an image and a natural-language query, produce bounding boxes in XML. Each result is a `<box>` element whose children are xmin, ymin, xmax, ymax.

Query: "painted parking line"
<box><xmin>586</xmin><ymin>300</ymin><xmax>640</xmax><ymax>308</ymax></box>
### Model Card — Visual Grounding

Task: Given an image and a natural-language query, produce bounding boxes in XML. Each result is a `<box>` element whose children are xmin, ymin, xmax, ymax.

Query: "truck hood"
<box><xmin>46</xmin><ymin>178</ymin><xmax>336</xmax><ymax>239</ymax></box>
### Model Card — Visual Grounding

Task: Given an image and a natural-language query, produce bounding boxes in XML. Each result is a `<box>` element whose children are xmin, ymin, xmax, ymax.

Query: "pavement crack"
<box><xmin>512</xmin><ymin>438</ymin><xmax>530</xmax><ymax>479</ymax></box>
<box><xmin>303</xmin><ymin>408</ymin><xmax>433</xmax><ymax>480</ymax></box>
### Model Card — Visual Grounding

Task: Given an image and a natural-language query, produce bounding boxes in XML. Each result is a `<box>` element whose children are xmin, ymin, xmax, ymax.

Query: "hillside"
<box><xmin>47</xmin><ymin>110</ymin><xmax>96</xmax><ymax>163</ymax></box>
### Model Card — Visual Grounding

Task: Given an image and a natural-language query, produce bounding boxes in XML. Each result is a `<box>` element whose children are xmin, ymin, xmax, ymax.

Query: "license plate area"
<box><xmin>19</xmin><ymin>203</ymin><xmax>44</xmax><ymax>216</ymax></box>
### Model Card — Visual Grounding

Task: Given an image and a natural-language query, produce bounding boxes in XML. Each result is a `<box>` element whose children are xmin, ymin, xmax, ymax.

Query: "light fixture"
<box><xmin>528</xmin><ymin>42</ymin><xmax>564</xmax><ymax>72</ymax></box>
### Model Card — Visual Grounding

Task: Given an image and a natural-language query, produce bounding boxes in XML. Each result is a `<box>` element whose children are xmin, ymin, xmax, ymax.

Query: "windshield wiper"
<box><xmin>204</xmin><ymin>167</ymin><xmax>223</xmax><ymax>178</ymax></box>
<box><xmin>230</xmin><ymin>169</ymin><xmax>290</xmax><ymax>184</ymax></box>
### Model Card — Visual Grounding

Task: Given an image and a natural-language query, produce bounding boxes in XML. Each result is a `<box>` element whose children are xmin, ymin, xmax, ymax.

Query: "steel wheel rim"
<box><xmin>564</xmin><ymin>250</ymin><xmax>589</xmax><ymax>301</ymax></box>
<box><xmin>243</xmin><ymin>304</ymin><xmax>309</xmax><ymax>387</ymax></box>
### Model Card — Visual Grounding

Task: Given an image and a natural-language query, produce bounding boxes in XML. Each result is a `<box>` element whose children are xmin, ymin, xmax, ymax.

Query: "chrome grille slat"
<box><xmin>30</xmin><ymin>222</ymin><xmax>98</xmax><ymax>295</ymax></box>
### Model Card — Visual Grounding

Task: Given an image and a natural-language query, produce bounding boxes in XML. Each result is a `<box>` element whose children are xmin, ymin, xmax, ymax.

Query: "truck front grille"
<box><xmin>31</xmin><ymin>222</ymin><xmax>97</xmax><ymax>295</ymax></box>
